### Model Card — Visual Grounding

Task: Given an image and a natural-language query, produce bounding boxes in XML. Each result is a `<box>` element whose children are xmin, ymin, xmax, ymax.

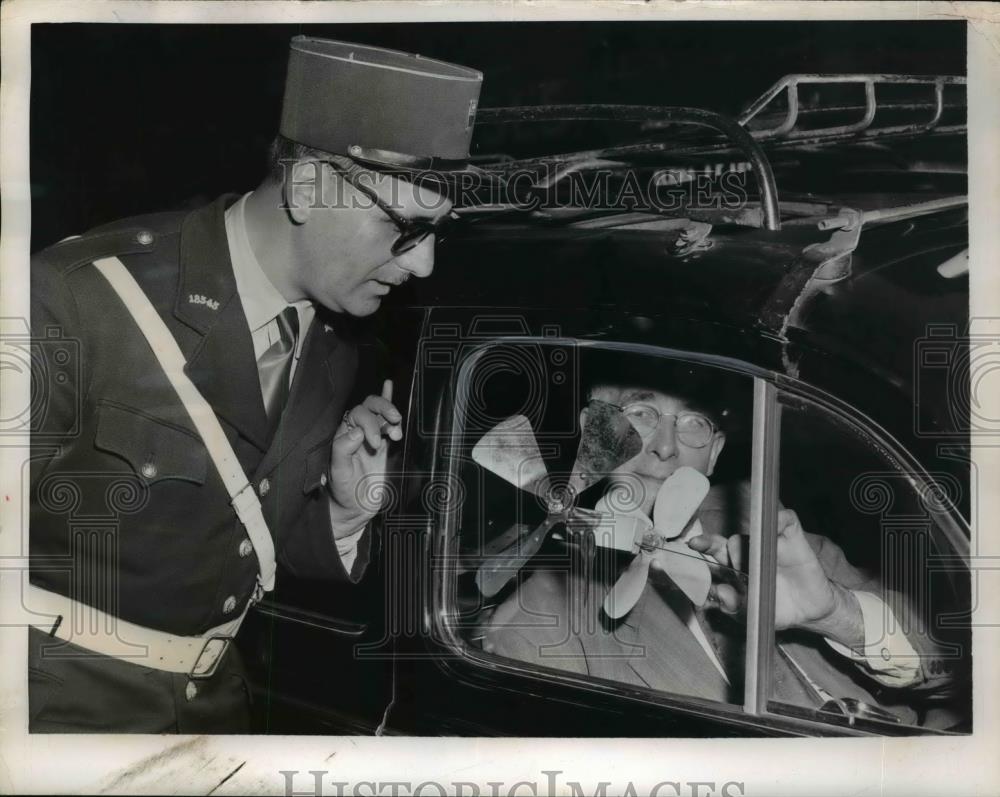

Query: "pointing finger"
<box><xmin>362</xmin><ymin>395</ymin><xmax>403</xmax><ymax>424</ymax></box>
<box><xmin>688</xmin><ymin>533</ymin><xmax>730</xmax><ymax>565</ymax></box>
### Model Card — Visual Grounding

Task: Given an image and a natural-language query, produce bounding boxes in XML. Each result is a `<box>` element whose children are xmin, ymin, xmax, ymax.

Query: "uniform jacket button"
<box><xmin>185</xmin><ymin>680</ymin><xmax>198</xmax><ymax>701</ymax></box>
<box><xmin>222</xmin><ymin>595</ymin><xmax>237</xmax><ymax>614</ymax></box>
<box><xmin>238</xmin><ymin>539</ymin><xmax>253</xmax><ymax>558</ymax></box>
<box><xmin>259</xmin><ymin>478</ymin><xmax>270</xmax><ymax>497</ymax></box>
<box><xmin>141</xmin><ymin>462</ymin><xmax>157</xmax><ymax>479</ymax></box>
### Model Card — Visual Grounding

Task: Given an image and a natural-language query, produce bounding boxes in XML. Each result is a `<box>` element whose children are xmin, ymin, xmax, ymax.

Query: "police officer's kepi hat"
<box><xmin>280</xmin><ymin>37</ymin><xmax>496</xmax><ymax>198</ymax></box>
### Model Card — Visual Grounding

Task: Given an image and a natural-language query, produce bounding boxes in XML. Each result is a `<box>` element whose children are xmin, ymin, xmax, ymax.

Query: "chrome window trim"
<box><xmin>743</xmin><ymin>378</ymin><xmax>781</xmax><ymax>715</ymax></box>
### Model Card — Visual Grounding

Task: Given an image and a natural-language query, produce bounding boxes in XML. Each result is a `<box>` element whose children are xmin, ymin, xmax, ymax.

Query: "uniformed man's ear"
<box><xmin>284</xmin><ymin>160</ymin><xmax>321</xmax><ymax>225</ymax></box>
<box><xmin>579</xmin><ymin>406</ymin><xmax>590</xmax><ymax>433</ymax></box>
<box><xmin>706</xmin><ymin>432</ymin><xmax>726</xmax><ymax>477</ymax></box>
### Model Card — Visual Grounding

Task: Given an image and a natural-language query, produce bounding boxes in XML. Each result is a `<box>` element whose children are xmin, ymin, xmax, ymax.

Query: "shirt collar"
<box><xmin>225</xmin><ymin>191</ymin><xmax>305</xmax><ymax>333</ymax></box>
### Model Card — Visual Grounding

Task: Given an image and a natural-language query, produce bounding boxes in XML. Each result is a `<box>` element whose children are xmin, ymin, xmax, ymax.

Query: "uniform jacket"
<box><xmin>29</xmin><ymin>196</ymin><xmax>375</xmax><ymax>730</ymax></box>
<box><xmin>482</xmin><ymin>485</ymin><xmax>966</xmax><ymax>730</ymax></box>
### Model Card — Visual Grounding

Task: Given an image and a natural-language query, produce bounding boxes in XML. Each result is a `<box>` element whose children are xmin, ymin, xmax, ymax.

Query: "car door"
<box><xmin>239</xmin><ymin>306</ymin><xmax>427</xmax><ymax>734</ymax></box>
<box><xmin>381</xmin><ymin>316</ymin><xmax>971</xmax><ymax>736</ymax></box>
<box><xmin>241</xmin><ymin>305</ymin><xmax>971</xmax><ymax>737</ymax></box>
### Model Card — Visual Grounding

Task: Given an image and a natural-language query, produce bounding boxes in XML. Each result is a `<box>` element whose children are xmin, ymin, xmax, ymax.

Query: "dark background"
<box><xmin>30</xmin><ymin>21</ymin><xmax>965</xmax><ymax>251</ymax></box>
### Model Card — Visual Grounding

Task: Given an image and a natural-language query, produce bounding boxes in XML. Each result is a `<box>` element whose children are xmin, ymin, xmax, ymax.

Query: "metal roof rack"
<box><xmin>470</xmin><ymin>75</ymin><xmax>966</xmax><ymax>231</ymax></box>
<box><xmin>474</xmin><ymin>105</ymin><xmax>782</xmax><ymax>230</ymax></box>
<box><xmin>736</xmin><ymin>74</ymin><xmax>966</xmax><ymax>144</ymax></box>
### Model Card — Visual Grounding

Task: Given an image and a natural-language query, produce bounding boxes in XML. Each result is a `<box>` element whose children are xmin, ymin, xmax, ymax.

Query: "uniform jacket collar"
<box><xmin>173</xmin><ymin>195</ymin><xmax>345</xmax><ymax>453</ymax></box>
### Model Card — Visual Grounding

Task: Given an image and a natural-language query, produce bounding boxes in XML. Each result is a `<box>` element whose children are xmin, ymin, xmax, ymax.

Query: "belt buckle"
<box><xmin>189</xmin><ymin>635</ymin><xmax>233</xmax><ymax>680</ymax></box>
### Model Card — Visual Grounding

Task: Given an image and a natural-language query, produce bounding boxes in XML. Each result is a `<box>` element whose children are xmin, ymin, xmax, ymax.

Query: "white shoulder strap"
<box><xmin>92</xmin><ymin>256</ymin><xmax>276</xmax><ymax>592</ymax></box>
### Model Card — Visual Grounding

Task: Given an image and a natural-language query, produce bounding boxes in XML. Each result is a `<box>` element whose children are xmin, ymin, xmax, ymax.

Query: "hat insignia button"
<box><xmin>349</xmin><ymin>145</ymin><xmax>362</xmax><ymax>156</ymax></box>
<box><xmin>136</xmin><ymin>231</ymin><xmax>154</xmax><ymax>246</ymax></box>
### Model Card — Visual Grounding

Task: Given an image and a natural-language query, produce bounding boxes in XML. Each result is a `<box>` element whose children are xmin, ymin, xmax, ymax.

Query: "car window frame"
<box><xmin>759</xmin><ymin>379</ymin><xmax>972</xmax><ymax>734</ymax></box>
<box><xmin>427</xmin><ymin>336</ymin><xmax>970</xmax><ymax>736</ymax></box>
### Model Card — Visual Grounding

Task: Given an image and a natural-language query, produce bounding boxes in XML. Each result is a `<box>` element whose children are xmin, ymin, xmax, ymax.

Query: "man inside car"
<box><xmin>480</xmin><ymin>363</ymin><xmax>961</xmax><ymax>726</ymax></box>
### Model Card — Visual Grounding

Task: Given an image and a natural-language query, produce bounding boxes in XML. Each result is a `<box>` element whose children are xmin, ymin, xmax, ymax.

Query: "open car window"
<box><xmin>436</xmin><ymin>340</ymin><xmax>970</xmax><ymax>734</ymax></box>
<box><xmin>445</xmin><ymin>341</ymin><xmax>757</xmax><ymax>709</ymax></box>
<box><xmin>765</xmin><ymin>392</ymin><xmax>972</xmax><ymax>732</ymax></box>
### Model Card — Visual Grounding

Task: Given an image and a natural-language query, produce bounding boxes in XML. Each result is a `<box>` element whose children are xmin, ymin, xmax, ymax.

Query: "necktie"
<box><xmin>258</xmin><ymin>306</ymin><xmax>299</xmax><ymax>425</ymax></box>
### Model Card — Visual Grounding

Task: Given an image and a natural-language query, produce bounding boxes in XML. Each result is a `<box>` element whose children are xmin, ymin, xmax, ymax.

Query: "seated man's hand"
<box><xmin>771</xmin><ymin>509</ymin><xmax>838</xmax><ymax>630</ymax></box>
<box><xmin>685</xmin><ymin>528</ymin><xmax>745</xmax><ymax>615</ymax></box>
<box><xmin>328</xmin><ymin>379</ymin><xmax>403</xmax><ymax>538</ymax></box>
<box><xmin>688</xmin><ymin>509</ymin><xmax>863</xmax><ymax>647</ymax></box>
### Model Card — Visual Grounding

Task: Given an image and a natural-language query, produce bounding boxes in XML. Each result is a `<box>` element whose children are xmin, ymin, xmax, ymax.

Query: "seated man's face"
<box><xmin>585</xmin><ymin>386</ymin><xmax>726</xmax><ymax>514</ymax></box>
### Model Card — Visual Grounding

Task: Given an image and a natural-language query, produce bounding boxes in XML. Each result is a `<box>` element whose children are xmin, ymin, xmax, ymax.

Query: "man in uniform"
<box><xmin>28</xmin><ymin>37</ymin><xmax>489</xmax><ymax>733</ymax></box>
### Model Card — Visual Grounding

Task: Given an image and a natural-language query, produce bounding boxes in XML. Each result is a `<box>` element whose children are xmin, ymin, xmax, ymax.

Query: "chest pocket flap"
<box><xmin>95</xmin><ymin>403</ymin><xmax>208</xmax><ymax>485</ymax></box>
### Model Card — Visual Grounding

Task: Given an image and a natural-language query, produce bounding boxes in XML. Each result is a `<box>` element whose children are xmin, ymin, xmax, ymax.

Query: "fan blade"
<box><xmin>650</xmin><ymin>541</ymin><xmax>713</xmax><ymax>606</ymax></box>
<box><xmin>476</xmin><ymin>517</ymin><xmax>556</xmax><ymax>597</ymax></box>
<box><xmin>648</xmin><ymin>517</ymin><xmax>750</xmax><ymax>605</ymax></box>
<box><xmin>585</xmin><ymin>498</ymin><xmax>652</xmax><ymax>552</ymax></box>
<box><xmin>566</xmin><ymin>401</ymin><xmax>643</xmax><ymax>498</ymax></box>
<box><xmin>603</xmin><ymin>549</ymin><xmax>654</xmax><ymax>619</ymax></box>
<box><xmin>472</xmin><ymin>415</ymin><xmax>550</xmax><ymax>497</ymax></box>
<box><xmin>652</xmin><ymin>466</ymin><xmax>710</xmax><ymax>539</ymax></box>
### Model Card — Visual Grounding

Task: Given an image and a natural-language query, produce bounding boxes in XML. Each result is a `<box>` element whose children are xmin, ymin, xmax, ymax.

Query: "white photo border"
<box><xmin>1</xmin><ymin>2</ymin><xmax>998</xmax><ymax>795</ymax></box>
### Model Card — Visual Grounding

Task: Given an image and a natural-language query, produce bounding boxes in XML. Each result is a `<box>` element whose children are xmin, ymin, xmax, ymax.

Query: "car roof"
<box><xmin>394</xmin><ymin>79</ymin><xmax>969</xmax><ymax>486</ymax></box>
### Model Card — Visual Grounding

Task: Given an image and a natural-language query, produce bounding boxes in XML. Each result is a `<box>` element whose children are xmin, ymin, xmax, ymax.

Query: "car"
<box><xmin>239</xmin><ymin>74</ymin><xmax>972</xmax><ymax>737</ymax></box>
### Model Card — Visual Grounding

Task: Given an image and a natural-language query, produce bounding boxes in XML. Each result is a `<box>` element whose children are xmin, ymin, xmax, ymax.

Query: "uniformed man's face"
<box><xmin>583</xmin><ymin>385</ymin><xmax>725</xmax><ymax>514</ymax></box>
<box><xmin>289</xmin><ymin>161</ymin><xmax>452</xmax><ymax>316</ymax></box>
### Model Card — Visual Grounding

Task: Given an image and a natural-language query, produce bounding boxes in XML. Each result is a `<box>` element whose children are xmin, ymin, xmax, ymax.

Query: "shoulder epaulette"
<box><xmin>38</xmin><ymin>226</ymin><xmax>165</xmax><ymax>275</ymax></box>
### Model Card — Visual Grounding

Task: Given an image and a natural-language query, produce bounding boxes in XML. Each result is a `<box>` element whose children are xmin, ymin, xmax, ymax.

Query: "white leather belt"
<box><xmin>31</xmin><ymin>256</ymin><xmax>277</xmax><ymax>678</ymax></box>
<box><xmin>44</xmin><ymin>254</ymin><xmax>280</xmax><ymax>678</ymax></box>
<box><xmin>28</xmin><ymin>584</ymin><xmax>247</xmax><ymax>678</ymax></box>
<box><xmin>92</xmin><ymin>255</ymin><xmax>277</xmax><ymax>592</ymax></box>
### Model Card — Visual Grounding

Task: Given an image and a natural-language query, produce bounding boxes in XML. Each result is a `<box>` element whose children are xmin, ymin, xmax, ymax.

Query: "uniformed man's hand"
<box><xmin>327</xmin><ymin>379</ymin><xmax>403</xmax><ymax>537</ymax></box>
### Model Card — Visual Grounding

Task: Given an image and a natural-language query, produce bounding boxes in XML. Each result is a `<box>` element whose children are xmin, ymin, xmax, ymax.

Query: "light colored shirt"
<box><xmin>825</xmin><ymin>591</ymin><xmax>920</xmax><ymax>687</ymax></box>
<box><xmin>225</xmin><ymin>193</ymin><xmax>365</xmax><ymax>571</ymax></box>
<box><xmin>225</xmin><ymin>193</ymin><xmax>314</xmax><ymax>374</ymax></box>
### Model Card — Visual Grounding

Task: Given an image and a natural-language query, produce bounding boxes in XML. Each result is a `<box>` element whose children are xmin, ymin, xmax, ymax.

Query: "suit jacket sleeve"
<box><xmin>809</xmin><ymin>533</ymin><xmax>963</xmax><ymax>696</ymax></box>
<box><xmin>699</xmin><ymin>481</ymin><xmax>963</xmax><ymax>696</ymax></box>
<box><xmin>272</xmin><ymin>334</ymin><xmax>385</xmax><ymax>584</ymax></box>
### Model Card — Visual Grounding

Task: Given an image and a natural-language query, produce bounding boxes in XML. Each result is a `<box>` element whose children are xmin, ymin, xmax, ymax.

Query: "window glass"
<box><xmin>451</xmin><ymin>342</ymin><xmax>757</xmax><ymax>707</ymax></box>
<box><xmin>766</xmin><ymin>393</ymin><xmax>971</xmax><ymax>731</ymax></box>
